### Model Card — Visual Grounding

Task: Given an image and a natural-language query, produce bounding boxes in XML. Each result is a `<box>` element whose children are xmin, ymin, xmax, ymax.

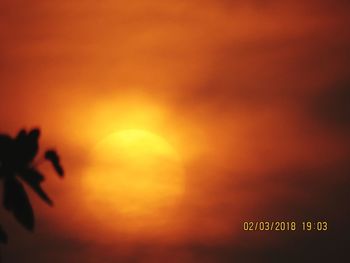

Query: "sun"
<box><xmin>81</xmin><ymin>129</ymin><xmax>185</xmax><ymax>233</ymax></box>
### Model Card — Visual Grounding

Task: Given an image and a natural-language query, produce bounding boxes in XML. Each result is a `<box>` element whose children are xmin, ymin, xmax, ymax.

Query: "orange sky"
<box><xmin>1</xmin><ymin>1</ymin><xmax>350</xmax><ymax>262</ymax></box>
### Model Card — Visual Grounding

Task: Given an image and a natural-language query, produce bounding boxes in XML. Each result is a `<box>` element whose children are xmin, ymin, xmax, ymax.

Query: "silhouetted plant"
<box><xmin>0</xmin><ymin>128</ymin><xmax>64</xmax><ymax>244</ymax></box>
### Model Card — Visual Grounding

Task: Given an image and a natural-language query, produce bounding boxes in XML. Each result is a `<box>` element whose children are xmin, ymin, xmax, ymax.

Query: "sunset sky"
<box><xmin>1</xmin><ymin>1</ymin><xmax>350</xmax><ymax>262</ymax></box>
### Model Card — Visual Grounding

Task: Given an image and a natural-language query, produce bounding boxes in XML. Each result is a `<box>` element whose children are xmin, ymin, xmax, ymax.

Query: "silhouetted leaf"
<box><xmin>3</xmin><ymin>177</ymin><xmax>34</xmax><ymax>231</ymax></box>
<box><xmin>45</xmin><ymin>150</ymin><xmax>64</xmax><ymax>177</ymax></box>
<box><xmin>3</xmin><ymin>173</ymin><xmax>15</xmax><ymax>211</ymax></box>
<box><xmin>15</xmin><ymin>129</ymin><xmax>27</xmax><ymax>141</ymax></box>
<box><xmin>0</xmin><ymin>134</ymin><xmax>13</xmax><ymax>165</ymax></box>
<box><xmin>15</xmin><ymin>128</ymin><xmax>40</xmax><ymax>165</ymax></box>
<box><xmin>0</xmin><ymin>166</ymin><xmax>6</xmax><ymax>179</ymax></box>
<box><xmin>19</xmin><ymin>169</ymin><xmax>53</xmax><ymax>206</ymax></box>
<box><xmin>0</xmin><ymin>134</ymin><xmax>13</xmax><ymax>147</ymax></box>
<box><xmin>0</xmin><ymin>225</ymin><xmax>8</xmax><ymax>244</ymax></box>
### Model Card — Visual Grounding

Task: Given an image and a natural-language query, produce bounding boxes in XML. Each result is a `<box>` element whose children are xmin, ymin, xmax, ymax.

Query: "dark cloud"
<box><xmin>310</xmin><ymin>81</ymin><xmax>350</xmax><ymax>130</ymax></box>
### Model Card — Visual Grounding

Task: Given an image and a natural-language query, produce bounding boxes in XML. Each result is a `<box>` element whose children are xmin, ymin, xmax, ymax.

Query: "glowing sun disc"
<box><xmin>82</xmin><ymin>129</ymin><xmax>184</xmax><ymax>232</ymax></box>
